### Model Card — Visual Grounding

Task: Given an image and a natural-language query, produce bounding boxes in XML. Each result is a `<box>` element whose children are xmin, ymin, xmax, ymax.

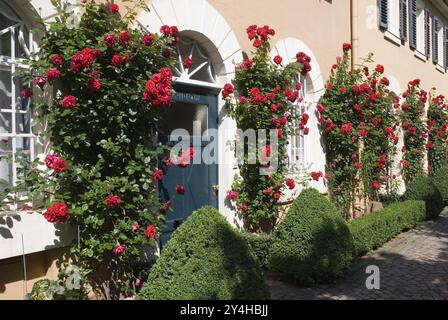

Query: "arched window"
<box><xmin>287</xmin><ymin>73</ymin><xmax>314</xmax><ymax>174</ymax></box>
<box><xmin>0</xmin><ymin>0</ymin><xmax>35</xmax><ymax>192</ymax></box>
<box><xmin>173</xmin><ymin>36</ymin><xmax>217</xmax><ymax>84</ymax></box>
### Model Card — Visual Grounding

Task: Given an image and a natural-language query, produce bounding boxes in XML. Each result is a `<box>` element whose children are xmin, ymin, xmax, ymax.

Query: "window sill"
<box><xmin>414</xmin><ymin>50</ymin><xmax>428</xmax><ymax>62</ymax></box>
<box><xmin>436</xmin><ymin>64</ymin><xmax>446</xmax><ymax>74</ymax></box>
<box><xmin>383</xmin><ymin>30</ymin><xmax>402</xmax><ymax>46</ymax></box>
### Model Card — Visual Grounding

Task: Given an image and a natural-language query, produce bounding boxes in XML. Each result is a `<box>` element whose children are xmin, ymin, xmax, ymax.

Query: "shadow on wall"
<box><xmin>0</xmin><ymin>214</ymin><xmax>21</xmax><ymax>239</ymax></box>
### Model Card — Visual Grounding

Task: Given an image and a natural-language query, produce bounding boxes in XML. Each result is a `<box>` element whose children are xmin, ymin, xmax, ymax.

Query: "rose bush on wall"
<box><xmin>318</xmin><ymin>45</ymin><xmax>397</xmax><ymax>218</ymax></box>
<box><xmin>15</xmin><ymin>1</ymin><xmax>178</xmax><ymax>299</ymax></box>
<box><xmin>399</xmin><ymin>79</ymin><xmax>427</xmax><ymax>186</ymax></box>
<box><xmin>427</xmin><ymin>90</ymin><xmax>448</xmax><ymax>173</ymax></box>
<box><xmin>223</xmin><ymin>25</ymin><xmax>312</xmax><ymax>233</ymax></box>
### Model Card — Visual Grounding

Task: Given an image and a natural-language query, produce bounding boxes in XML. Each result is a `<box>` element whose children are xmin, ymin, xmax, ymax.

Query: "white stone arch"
<box><xmin>272</xmin><ymin>38</ymin><xmax>325</xmax><ymax>103</ymax></box>
<box><xmin>272</xmin><ymin>38</ymin><xmax>326</xmax><ymax>193</ymax></box>
<box><xmin>137</xmin><ymin>0</ymin><xmax>243</xmax><ymax>85</ymax></box>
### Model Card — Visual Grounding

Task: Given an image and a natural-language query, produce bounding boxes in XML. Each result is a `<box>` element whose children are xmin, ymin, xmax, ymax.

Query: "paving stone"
<box><xmin>268</xmin><ymin>209</ymin><xmax>448</xmax><ymax>300</ymax></box>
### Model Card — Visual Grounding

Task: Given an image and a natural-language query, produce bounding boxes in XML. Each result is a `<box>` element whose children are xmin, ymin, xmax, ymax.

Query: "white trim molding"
<box><xmin>137</xmin><ymin>0</ymin><xmax>243</xmax><ymax>81</ymax></box>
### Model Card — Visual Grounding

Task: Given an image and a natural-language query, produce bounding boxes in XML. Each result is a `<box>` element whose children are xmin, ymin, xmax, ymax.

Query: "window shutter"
<box><xmin>433</xmin><ymin>16</ymin><xmax>439</xmax><ymax>64</ymax></box>
<box><xmin>409</xmin><ymin>0</ymin><xmax>417</xmax><ymax>49</ymax></box>
<box><xmin>425</xmin><ymin>9</ymin><xmax>430</xmax><ymax>57</ymax></box>
<box><xmin>400</xmin><ymin>0</ymin><xmax>408</xmax><ymax>41</ymax></box>
<box><xmin>445</xmin><ymin>26</ymin><xmax>448</xmax><ymax>69</ymax></box>
<box><xmin>378</xmin><ymin>0</ymin><xmax>389</xmax><ymax>29</ymax></box>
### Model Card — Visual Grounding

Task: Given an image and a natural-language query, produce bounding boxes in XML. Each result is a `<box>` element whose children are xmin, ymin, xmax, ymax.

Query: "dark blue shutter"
<box><xmin>378</xmin><ymin>0</ymin><xmax>389</xmax><ymax>29</ymax></box>
<box><xmin>445</xmin><ymin>26</ymin><xmax>448</xmax><ymax>69</ymax></box>
<box><xmin>400</xmin><ymin>0</ymin><xmax>408</xmax><ymax>41</ymax></box>
<box><xmin>433</xmin><ymin>16</ymin><xmax>439</xmax><ymax>64</ymax></box>
<box><xmin>409</xmin><ymin>0</ymin><xmax>417</xmax><ymax>49</ymax></box>
<box><xmin>425</xmin><ymin>9</ymin><xmax>430</xmax><ymax>57</ymax></box>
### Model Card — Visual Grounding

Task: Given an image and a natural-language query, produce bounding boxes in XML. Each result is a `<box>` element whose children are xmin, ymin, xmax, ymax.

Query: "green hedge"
<box><xmin>241</xmin><ymin>232</ymin><xmax>272</xmax><ymax>270</ymax></box>
<box><xmin>269</xmin><ymin>189</ymin><xmax>354</xmax><ymax>285</ymax></box>
<box><xmin>431</xmin><ymin>163</ymin><xmax>448</xmax><ymax>206</ymax></box>
<box><xmin>403</xmin><ymin>175</ymin><xmax>444</xmax><ymax>219</ymax></box>
<box><xmin>349</xmin><ymin>200</ymin><xmax>426</xmax><ymax>256</ymax></box>
<box><xmin>139</xmin><ymin>206</ymin><xmax>270</xmax><ymax>300</ymax></box>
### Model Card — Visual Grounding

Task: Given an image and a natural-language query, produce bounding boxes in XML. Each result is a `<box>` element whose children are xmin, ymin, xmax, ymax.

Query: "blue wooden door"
<box><xmin>159</xmin><ymin>89</ymin><xmax>218</xmax><ymax>245</ymax></box>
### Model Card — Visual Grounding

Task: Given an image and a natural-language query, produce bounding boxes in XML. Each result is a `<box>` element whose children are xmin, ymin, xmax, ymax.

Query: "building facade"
<box><xmin>1</xmin><ymin>0</ymin><xmax>447</xmax><ymax>299</ymax></box>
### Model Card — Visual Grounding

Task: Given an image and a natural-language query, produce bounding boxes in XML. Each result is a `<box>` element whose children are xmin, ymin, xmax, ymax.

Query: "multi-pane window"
<box><xmin>0</xmin><ymin>1</ymin><xmax>35</xmax><ymax>195</ymax></box>
<box><xmin>287</xmin><ymin>74</ymin><xmax>311</xmax><ymax>175</ymax></box>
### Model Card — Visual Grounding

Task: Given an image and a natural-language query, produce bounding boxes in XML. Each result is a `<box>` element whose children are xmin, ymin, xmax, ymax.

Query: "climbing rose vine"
<box><xmin>318</xmin><ymin>45</ymin><xmax>397</xmax><ymax>218</ymax></box>
<box><xmin>224</xmin><ymin>24</ymin><xmax>310</xmax><ymax>232</ymax></box>
<box><xmin>15</xmin><ymin>1</ymin><xmax>177</xmax><ymax>299</ymax></box>
<box><xmin>427</xmin><ymin>90</ymin><xmax>448</xmax><ymax>172</ymax></box>
<box><xmin>399</xmin><ymin>79</ymin><xmax>427</xmax><ymax>186</ymax></box>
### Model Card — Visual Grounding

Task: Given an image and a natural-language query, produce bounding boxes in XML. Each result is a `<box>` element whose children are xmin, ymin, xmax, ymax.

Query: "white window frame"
<box><xmin>0</xmin><ymin>8</ymin><xmax>37</xmax><ymax>214</ymax></box>
<box><xmin>287</xmin><ymin>74</ymin><xmax>312</xmax><ymax>176</ymax></box>
<box><xmin>437</xmin><ymin>21</ymin><xmax>445</xmax><ymax>68</ymax></box>
<box><xmin>416</xmin><ymin>3</ymin><xmax>426</xmax><ymax>55</ymax></box>
<box><xmin>388</xmin><ymin>0</ymin><xmax>401</xmax><ymax>38</ymax></box>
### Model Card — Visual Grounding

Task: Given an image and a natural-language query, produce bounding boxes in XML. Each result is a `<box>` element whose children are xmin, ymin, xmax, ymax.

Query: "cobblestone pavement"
<box><xmin>267</xmin><ymin>209</ymin><xmax>448</xmax><ymax>300</ymax></box>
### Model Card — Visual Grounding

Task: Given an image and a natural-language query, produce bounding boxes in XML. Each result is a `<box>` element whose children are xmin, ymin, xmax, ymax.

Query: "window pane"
<box><xmin>161</xmin><ymin>102</ymin><xmax>208</xmax><ymax>136</ymax></box>
<box><xmin>0</xmin><ymin>112</ymin><xmax>11</xmax><ymax>133</ymax></box>
<box><xmin>16</xmin><ymin>113</ymin><xmax>31</xmax><ymax>134</ymax></box>
<box><xmin>0</xmin><ymin>137</ymin><xmax>12</xmax><ymax>188</ymax></box>
<box><xmin>0</xmin><ymin>69</ymin><xmax>11</xmax><ymax>110</ymax></box>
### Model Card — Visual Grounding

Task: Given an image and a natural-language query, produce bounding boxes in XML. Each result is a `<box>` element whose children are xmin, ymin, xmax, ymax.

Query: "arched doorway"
<box><xmin>158</xmin><ymin>34</ymin><xmax>223</xmax><ymax>244</ymax></box>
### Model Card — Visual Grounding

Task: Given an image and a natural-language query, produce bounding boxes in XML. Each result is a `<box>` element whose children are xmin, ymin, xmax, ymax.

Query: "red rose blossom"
<box><xmin>46</xmin><ymin>68</ymin><xmax>61</xmax><ymax>81</ymax></box>
<box><xmin>20</xmin><ymin>88</ymin><xmax>33</xmax><ymax>100</ymax></box>
<box><xmin>273</xmin><ymin>55</ymin><xmax>283</xmax><ymax>65</ymax></box>
<box><xmin>144</xmin><ymin>67</ymin><xmax>172</xmax><ymax>106</ymax></box>
<box><xmin>343</xmin><ymin>43</ymin><xmax>352</xmax><ymax>51</ymax></box>
<box><xmin>44</xmin><ymin>202</ymin><xmax>69</xmax><ymax>224</ymax></box>
<box><xmin>52</xmin><ymin>159</ymin><xmax>67</xmax><ymax>173</ymax></box>
<box><xmin>106</xmin><ymin>194</ymin><xmax>122</xmax><ymax>208</ymax></box>
<box><xmin>176</xmin><ymin>185</ymin><xmax>185</xmax><ymax>195</ymax></box>
<box><xmin>227</xmin><ymin>190</ymin><xmax>238</xmax><ymax>200</ymax></box>
<box><xmin>153</xmin><ymin>169</ymin><xmax>164</xmax><ymax>181</ymax></box>
<box><xmin>111</xmin><ymin>54</ymin><xmax>126</xmax><ymax>67</ymax></box>
<box><xmin>142</xmin><ymin>33</ymin><xmax>154</xmax><ymax>46</ymax></box>
<box><xmin>88</xmin><ymin>78</ymin><xmax>101</xmax><ymax>92</ymax></box>
<box><xmin>52</xmin><ymin>55</ymin><xmax>63</xmax><ymax>66</ymax></box>
<box><xmin>222</xmin><ymin>83</ymin><xmax>234</xmax><ymax>99</ymax></box>
<box><xmin>145</xmin><ymin>224</ymin><xmax>157</xmax><ymax>239</ymax></box>
<box><xmin>286</xmin><ymin>178</ymin><xmax>296</xmax><ymax>189</ymax></box>
<box><xmin>103</xmin><ymin>33</ymin><xmax>116</xmax><ymax>46</ymax></box>
<box><xmin>311</xmin><ymin>171</ymin><xmax>324</xmax><ymax>181</ymax></box>
<box><xmin>341</xmin><ymin>123</ymin><xmax>353</xmax><ymax>135</ymax></box>
<box><xmin>61</xmin><ymin>95</ymin><xmax>76</xmax><ymax>109</ymax></box>
<box><xmin>119</xmin><ymin>31</ymin><xmax>131</xmax><ymax>46</ymax></box>
<box><xmin>183</xmin><ymin>57</ymin><xmax>193</xmax><ymax>69</ymax></box>
<box><xmin>109</xmin><ymin>3</ymin><xmax>119</xmax><ymax>14</ymax></box>
<box><xmin>113</xmin><ymin>243</ymin><xmax>126</xmax><ymax>255</ymax></box>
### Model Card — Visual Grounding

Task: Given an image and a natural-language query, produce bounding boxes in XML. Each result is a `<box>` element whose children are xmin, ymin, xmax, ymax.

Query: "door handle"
<box><xmin>212</xmin><ymin>185</ymin><xmax>219</xmax><ymax>195</ymax></box>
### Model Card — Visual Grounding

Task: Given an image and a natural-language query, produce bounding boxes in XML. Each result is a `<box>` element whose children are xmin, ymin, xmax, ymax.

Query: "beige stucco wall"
<box><xmin>0</xmin><ymin>248</ymin><xmax>67</xmax><ymax>300</ymax></box>
<box><xmin>355</xmin><ymin>0</ymin><xmax>448</xmax><ymax>93</ymax></box>
<box><xmin>206</xmin><ymin>0</ymin><xmax>351</xmax><ymax>81</ymax></box>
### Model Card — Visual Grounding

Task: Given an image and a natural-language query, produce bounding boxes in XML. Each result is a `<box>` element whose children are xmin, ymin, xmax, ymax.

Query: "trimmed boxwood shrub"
<box><xmin>431</xmin><ymin>163</ymin><xmax>448</xmax><ymax>205</ymax></box>
<box><xmin>349</xmin><ymin>200</ymin><xmax>426</xmax><ymax>256</ymax></box>
<box><xmin>269</xmin><ymin>189</ymin><xmax>354</xmax><ymax>285</ymax></box>
<box><xmin>139</xmin><ymin>206</ymin><xmax>270</xmax><ymax>300</ymax></box>
<box><xmin>403</xmin><ymin>175</ymin><xmax>444</xmax><ymax>219</ymax></box>
<box><xmin>241</xmin><ymin>232</ymin><xmax>273</xmax><ymax>269</ymax></box>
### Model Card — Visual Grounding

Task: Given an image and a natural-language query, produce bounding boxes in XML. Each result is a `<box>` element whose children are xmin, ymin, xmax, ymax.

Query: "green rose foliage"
<box><xmin>319</xmin><ymin>48</ymin><xmax>397</xmax><ymax>218</ymax></box>
<box><xmin>18</xmin><ymin>0</ymin><xmax>177</xmax><ymax>299</ymax></box>
<box><xmin>224</xmin><ymin>25</ymin><xmax>308</xmax><ymax>232</ymax></box>
<box><xmin>427</xmin><ymin>91</ymin><xmax>448</xmax><ymax>173</ymax></box>
<box><xmin>399</xmin><ymin>80</ymin><xmax>427</xmax><ymax>187</ymax></box>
